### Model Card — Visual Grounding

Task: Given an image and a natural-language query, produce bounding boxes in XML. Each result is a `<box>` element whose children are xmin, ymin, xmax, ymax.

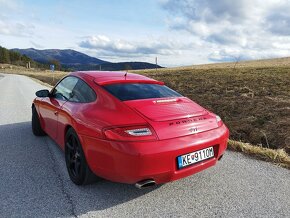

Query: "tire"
<box><xmin>65</xmin><ymin>128</ymin><xmax>97</xmax><ymax>185</ymax></box>
<box><xmin>32</xmin><ymin>106</ymin><xmax>46</xmax><ymax>136</ymax></box>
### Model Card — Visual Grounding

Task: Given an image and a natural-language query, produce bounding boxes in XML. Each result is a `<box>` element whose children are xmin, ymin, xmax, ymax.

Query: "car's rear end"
<box><xmin>78</xmin><ymin>72</ymin><xmax>229</xmax><ymax>186</ymax></box>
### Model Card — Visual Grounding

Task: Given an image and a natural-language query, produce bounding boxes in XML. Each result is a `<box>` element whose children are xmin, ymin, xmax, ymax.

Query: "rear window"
<box><xmin>103</xmin><ymin>83</ymin><xmax>182</xmax><ymax>101</ymax></box>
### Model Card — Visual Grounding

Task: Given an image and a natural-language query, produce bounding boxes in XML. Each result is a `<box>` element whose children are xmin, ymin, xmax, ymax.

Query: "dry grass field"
<box><xmin>1</xmin><ymin>58</ymin><xmax>290</xmax><ymax>168</ymax></box>
<box><xmin>136</xmin><ymin>67</ymin><xmax>290</xmax><ymax>154</ymax></box>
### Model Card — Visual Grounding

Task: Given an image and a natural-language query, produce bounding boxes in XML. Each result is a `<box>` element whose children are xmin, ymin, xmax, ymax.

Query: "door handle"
<box><xmin>54</xmin><ymin>111</ymin><xmax>58</xmax><ymax>115</ymax></box>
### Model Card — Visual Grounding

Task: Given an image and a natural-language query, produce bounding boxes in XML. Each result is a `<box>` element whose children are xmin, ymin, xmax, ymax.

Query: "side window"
<box><xmin>70</xmin><ymin>79</ymin><xmax>96</xmax><ymax>103</ymax></box>
<box><xmin>52</xmin><ymin>76</ymin><xmax>78</xmax><ymax>101</ymax></box>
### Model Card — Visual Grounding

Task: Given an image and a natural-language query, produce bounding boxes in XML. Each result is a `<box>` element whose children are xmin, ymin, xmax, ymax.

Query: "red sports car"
<box><xmin>32</xmin><ymin>71</ymin><xmax>229</xmax><ymax>188</ymax></box>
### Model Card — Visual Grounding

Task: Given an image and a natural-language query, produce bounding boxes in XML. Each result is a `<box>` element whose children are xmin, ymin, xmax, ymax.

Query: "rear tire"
<box><xmin>65</xmin><ymin>128</ymin><xmax>98</xmax><ymax>185</ymax></box>
<box><xmin>32</xmin><ymin>106</ymin><xmax>46</xmax><ymax>136</ymax></box>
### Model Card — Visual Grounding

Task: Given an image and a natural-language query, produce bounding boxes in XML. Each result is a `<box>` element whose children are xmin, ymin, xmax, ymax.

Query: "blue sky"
<box><xmin>1</xmin><ymin>0</ymin><xmax>290</xmax><ymax>66</ymax></box>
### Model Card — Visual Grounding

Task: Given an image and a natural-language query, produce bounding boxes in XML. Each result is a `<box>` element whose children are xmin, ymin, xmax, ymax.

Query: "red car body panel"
<box><xmin>79</xmin><ymin>124</ymin><xmax>228</xmax><ymax>184</ymax></box>
<box><xmin>34</xmin><ymin>71</ymin><xmax>229</xmax><ymax>184</ymax></box>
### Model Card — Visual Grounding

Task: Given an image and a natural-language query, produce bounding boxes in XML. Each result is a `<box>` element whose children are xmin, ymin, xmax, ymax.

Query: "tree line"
<box><xmin>0</xmin><ymin>46</ymin><xmax>49</xmax><ymax>69</ymax></box>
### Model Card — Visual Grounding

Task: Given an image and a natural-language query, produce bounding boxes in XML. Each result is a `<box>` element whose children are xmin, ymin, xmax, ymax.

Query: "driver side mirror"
<box><xmin>35</xmin><ymin>89</ymin><xmax>50</xmax><ymax>98</ymax></box>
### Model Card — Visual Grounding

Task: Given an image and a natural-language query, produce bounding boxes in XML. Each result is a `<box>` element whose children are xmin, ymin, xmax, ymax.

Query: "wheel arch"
<box><xmin>32</xmin><ymin>103</ymin><xmax>45</xmax><ymax>128</ymax></box>
<box><xmin>63</xmin><ymin>124</ymin><xmax>73</xmax><ymax>146</ymax></box>
<box><xmin>64</xmin><ymin>124</ymin><xmax>73</xmax><ymax>137</ymax></box>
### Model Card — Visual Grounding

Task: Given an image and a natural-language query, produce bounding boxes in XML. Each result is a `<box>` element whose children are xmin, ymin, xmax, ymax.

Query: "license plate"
<box><xmin>177</xmin><ymin>147</ymin><xmax>214</xmax><ymax>169</ymax></box>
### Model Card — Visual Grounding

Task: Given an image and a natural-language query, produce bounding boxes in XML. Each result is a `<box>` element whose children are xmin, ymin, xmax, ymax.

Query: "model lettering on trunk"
<box><xmin>169</xmin><ymin>117</ymin><xmax>207</xmax><ymax>126</ymax></box>
<box><xmin>189</xmin><ymin>127</ymin><xmax>198</xmax><ymax>133</ymax></box>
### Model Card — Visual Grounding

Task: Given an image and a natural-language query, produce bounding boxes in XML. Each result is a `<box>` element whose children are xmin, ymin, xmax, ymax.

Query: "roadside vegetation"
<box><xmin>0</xmin><ymin>46</ymin><xmax>47</xmax><ymax>69</ymax></box>
<box><xmin>1</xmin><ymin>59</ymin><xmax>290</xmax><ymax>169</ymax></box>
<box><xmin>228</xmin><ymin>140</ymin><xmax>290</xmax><ymax>169</ymax></box>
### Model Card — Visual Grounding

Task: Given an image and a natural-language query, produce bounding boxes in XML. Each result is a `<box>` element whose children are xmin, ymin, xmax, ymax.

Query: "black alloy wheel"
<box><xmin>65</xmin><ymin>128</ymin><xmax>97</xmax><ymax>185</ymax></box>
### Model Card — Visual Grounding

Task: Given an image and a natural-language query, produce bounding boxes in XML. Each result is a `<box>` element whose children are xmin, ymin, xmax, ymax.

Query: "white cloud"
<box><xmin>0</xmin><ymin>0</ymin><xmax>21</xmax><ymax>11</ymax></box>
<box><xmin>161</xmin><ymin>0</ymin><xmax>290</xmax><ymax>62</ymax></box>
<box><xmin>2</xmin><ymin>0</ymin><xmax>290</xmax><ymax>67</ymax></box>
<box><xmin>80</xmin><ymin>35</ymin><xmax>135</xmax><ymax>53</ymax></box>
<box><xmin>79</xmin><ymin>35</ymin><xmax>192</xmax><ymax>58</ymax></box>
<box><xmin>30</xmin><ymin>40</ymin><xmax>44</xmax><ymax>48</ymax></box>
<box><xmin>0</xmin><ymin>20</ymin><xmax>35</xmax><ymax>37</ymax></box>
<box><xmin>0</xmin><ymin>0</ymin><xmax>34</xmax><ymax>37</ymax></box>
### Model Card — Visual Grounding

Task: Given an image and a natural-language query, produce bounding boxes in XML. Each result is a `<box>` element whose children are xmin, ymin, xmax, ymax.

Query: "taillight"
<box><xmin>125</xmin><ymin>128</ymin><xmax>152</xmax><ymax>136</ymax></box>
<box><xmin>103</xmin><ymin>125</ymin><xmax>157</xmax><ymax>141</ymax></box>
<box><xmin>216</xmin><ymin>115</ymin><xmax>223</xmax><ymax>127</ymax></box>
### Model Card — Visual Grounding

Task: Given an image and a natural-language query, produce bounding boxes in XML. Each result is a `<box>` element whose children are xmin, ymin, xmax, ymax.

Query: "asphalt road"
<box><xmin>0</xmin><ymin>73</ymin><xmax>289</xmax><ymax>218</ymax></box>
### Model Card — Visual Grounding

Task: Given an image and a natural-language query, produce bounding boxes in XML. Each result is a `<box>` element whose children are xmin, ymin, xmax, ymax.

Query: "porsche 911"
<box><xmin>32</xmin><ymin>71</ymin><xmax>229</xmax><ymax>188</ymax></box>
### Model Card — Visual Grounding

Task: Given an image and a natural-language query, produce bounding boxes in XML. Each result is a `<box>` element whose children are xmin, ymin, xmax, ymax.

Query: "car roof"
<box><xmin>70</xmin><ymin>71</ymin><xmax>164</xmax><ymax>85</ymax></box>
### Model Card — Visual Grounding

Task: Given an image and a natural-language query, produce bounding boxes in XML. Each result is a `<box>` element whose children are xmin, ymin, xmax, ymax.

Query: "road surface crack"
<box><xmin>44</xmin><ymin>137</ymin><xmax>77</xmax><ymax>218</ymax></box>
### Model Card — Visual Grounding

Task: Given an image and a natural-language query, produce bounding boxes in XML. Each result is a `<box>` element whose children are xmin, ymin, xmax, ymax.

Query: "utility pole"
<box><xmin>155</xmin><ymin>57</ymin><xmax>158</xmax><ymax>73</ymax></box>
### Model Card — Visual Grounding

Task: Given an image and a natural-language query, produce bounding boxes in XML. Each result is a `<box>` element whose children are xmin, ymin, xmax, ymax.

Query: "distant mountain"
<box><xmin>12</xmin><ymin>48</ymin><xmax>162</xmax><ymax>71</ymax></box>
<box><xmin>98</xmin><ymin>62</ymin><xmax>161</xmax><ymax>71</ymax></box>
<box><xmin>12</xmin><ymin>48</ymin><xmax>108</xmax><ymax>67</ymax></box>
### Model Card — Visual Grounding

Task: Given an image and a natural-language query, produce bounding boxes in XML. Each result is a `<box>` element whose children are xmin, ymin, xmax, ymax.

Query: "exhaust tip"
<box><xmin>135</xmin><ymin>179</ymin><xmax>156</xmax><ymax>189</ymax></box>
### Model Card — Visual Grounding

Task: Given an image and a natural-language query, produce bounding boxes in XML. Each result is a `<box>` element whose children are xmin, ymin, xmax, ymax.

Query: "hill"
<box><xmin>164</xmin><ymin>56</ymin><xmax>290</xmax><ymax>71</ymax></box>
<box><xmin>98</xmin><ymin>61</ymin><xmax>161</xmax><ymax>71</ymax></box>
<box><xmin>12</xmin><ymin>48</ymin><xmax>108</xmax><ymax>66</ymax></box>
<box><xmin>0</xmin><ymin>46</ymin><xmax>45</xmax><ymax>68</ymax></box>
<box><xmin>12</xmin><ymin>48</ymin><xmax>162</xmax><ymax>71</ymax></box>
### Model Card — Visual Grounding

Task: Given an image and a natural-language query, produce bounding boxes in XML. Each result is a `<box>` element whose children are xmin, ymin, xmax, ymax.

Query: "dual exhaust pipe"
<box><xmin>135</xmin><ymin>155</ymin><xmax>224</xmax><ymax>189</ymax></box>
<box><xmin>135</xmin><ymin>179</ymin><xmax>156</xmax><ymax>189</ymax></box>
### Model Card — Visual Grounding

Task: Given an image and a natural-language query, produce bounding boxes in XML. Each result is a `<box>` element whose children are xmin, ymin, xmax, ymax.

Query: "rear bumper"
<box><xmin>80</xmin><ymin>124</ymin><xmax>229</xmax><ymax>184</ymax></box>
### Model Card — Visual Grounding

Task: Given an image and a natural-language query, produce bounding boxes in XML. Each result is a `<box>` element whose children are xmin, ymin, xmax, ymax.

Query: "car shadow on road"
<box><xmin>0</xmin><ymin>121</ymin><xmax>160</xmax><ymax>217</ymax></box>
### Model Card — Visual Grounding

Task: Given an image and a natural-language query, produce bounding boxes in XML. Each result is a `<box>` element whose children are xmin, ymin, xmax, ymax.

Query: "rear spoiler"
<box><xmin>95</xmin><ymin>79</ymin><xmax>164</xmax><ymax>86</ymax></box>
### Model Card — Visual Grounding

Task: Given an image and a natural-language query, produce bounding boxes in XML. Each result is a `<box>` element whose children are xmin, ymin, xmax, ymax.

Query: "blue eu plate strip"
<box><xmin>177</xmin><ymin>156</ymin><xmax>183</xmax><ymax>169</ymax></box>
